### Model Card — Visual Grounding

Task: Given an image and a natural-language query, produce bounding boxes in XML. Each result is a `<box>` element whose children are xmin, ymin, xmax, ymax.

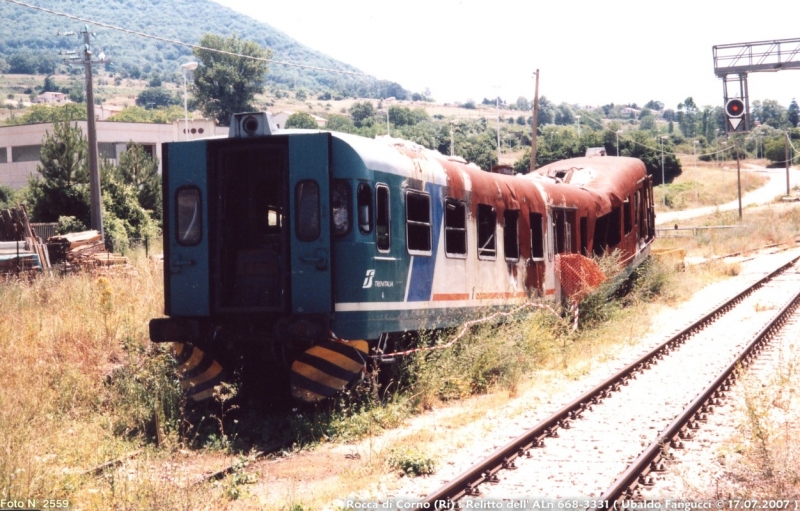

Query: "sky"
<box><xmin>212</xmin><ymin>0</ymin><xmax>799</xmax><ymax>110</ymax></box>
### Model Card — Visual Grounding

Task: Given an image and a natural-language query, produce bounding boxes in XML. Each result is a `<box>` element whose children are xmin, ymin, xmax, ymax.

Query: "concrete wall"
<box><xmin>0</xmin><ymin>119</ymin><xmax>228</xmax><ymax>190</ymax></box>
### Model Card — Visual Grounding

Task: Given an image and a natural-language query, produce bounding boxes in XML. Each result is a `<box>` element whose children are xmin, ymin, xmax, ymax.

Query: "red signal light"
<box><xmin>726</xmin><ymin>98</ymin><xmax>745</xmax><ymax>118</ymax></box>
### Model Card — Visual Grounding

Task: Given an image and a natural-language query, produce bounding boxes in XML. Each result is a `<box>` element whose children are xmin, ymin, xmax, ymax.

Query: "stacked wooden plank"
<box><xmin>0</xmin><ymin>205</ymin><xmax>49</xmax><ymax>273</ymax></box>
<box><xmin>46</xmin><ymin>230</ymin><xmax>129</xmax><ymax>270</ymax></box>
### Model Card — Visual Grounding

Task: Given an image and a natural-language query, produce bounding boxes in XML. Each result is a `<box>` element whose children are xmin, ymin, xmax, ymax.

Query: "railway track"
<box><xmin>422</xmin><ymin>253</ymin><xmax>800</xmax><ymax>508</ymax></box>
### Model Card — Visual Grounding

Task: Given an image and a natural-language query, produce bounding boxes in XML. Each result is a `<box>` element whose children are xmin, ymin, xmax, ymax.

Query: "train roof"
<box><xmin>521</xmin><ymin>156</ymin><xmax>647</xmax><ymax>214</ymax></box>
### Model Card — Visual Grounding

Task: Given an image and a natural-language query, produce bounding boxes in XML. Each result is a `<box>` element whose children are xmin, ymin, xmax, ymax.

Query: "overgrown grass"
<box><xmin>5</xmin><ymin>218</ymin><xmax>799</xmax><ymax>509</ymax></box>
<box><xmin>711</xmin><ymin>343</ymin><xmax>800</xmax><ymax>497</ymax></box>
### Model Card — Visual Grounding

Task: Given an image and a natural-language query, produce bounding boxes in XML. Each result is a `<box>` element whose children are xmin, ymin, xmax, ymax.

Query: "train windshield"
<box><xmin>214</xmin><ymin>141</ymin><xmax>288</xmax><ymax>312</ymax></box>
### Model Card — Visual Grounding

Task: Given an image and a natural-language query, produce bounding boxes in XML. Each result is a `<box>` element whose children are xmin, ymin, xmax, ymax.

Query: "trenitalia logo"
<box><xmin>362</xmin><ymin>269</ymin><xmax>375</xmax><ymax>288</ymax></box>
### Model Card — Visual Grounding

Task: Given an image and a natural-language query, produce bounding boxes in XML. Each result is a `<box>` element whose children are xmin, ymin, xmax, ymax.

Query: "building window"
<box><xmin>295</xmin><ymin>180</ymin><xmax>320</xmax><ymax>242</ymax></box>
<box><xmin>406</xmin><ymin>190</ymin><xmax>431</xmax><ymax>255</ymax></box>
<box><xmin>504</xmin><ymin>210</ymin><xmax>520</xmax><ymax>261</ymax></box>
<box><xmin>530</xmin><ymin>212</ymin><xmax>544</xmax><ymax>260</ymax></box>
<box><xmin>477</xmin><ymin>204</ymin><xmax>496</xmax><ymax>260</ymax></box>
<box><xmin>98</xmin><ymin>143</ymin><xmax>117</xmax><ymax>160</ymax></box>
<box><xmin>11</xmin><ymin>145</ymin><xmax>41</xmax><ymax>163</ymax></box>
<box><xmin>176</xmin><ymin>186</ymin><xmax>202</xmax><ymax>246</ymax></box>
<box><xmin>376</xmin><ymin>184</ymin><xmax>390</xmax><ymax>252</ymax></box>
<box><xmin>0</xmin><ymin>147</ymin><xmax>7</xmax><ymax>164</ymax></box>
<box><xmin>444</xmin><ymin>197</ymin><xmax>467</xmax><ymax>258</ymax></box>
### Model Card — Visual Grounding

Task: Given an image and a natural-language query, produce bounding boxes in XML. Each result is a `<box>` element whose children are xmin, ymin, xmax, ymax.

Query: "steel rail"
<box><xmin>423</xmin><ymin>255</ymin><xmax>800</xmax><ymax>508</ymax></box>
<box><xmin>602</xmin><ymin>285</ymin><xmax>800</xmax><ymax>502</ymax></box>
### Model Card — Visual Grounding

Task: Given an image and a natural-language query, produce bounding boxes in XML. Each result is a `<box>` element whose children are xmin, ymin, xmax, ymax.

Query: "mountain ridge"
<box><xmin>0</xmin><ymin>0</ymin><xmax>391</xmax><ymax>96</ymax></box>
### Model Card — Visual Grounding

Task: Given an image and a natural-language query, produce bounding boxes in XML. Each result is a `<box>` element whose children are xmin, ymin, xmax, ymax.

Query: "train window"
<box><xmin>376</xmin><ymin>184</ymin><xmax>390</xmax><ymax>252</ymax></box>
<box><xmin>176</xmin><ymin>186</ymin><xmax>202</xmax><ymax>246</ymax></box>
<box><xmin>331</xmin><ymin>180</ymin><xmax>351</xmax><ymax>237</ymax></box>
<box><xmin>635</xmin><ymin>190</ymin><xmax>641</xmax><ymax>226</ymax></box>
<box><xmin>477</xmin><ymin>204</ymin><xmax>496</xmax><ymax>260</ymax></box>
<box><xmin>623</xmin><ymin>197</ymin><xmax>632</xmax><ymax>235</ymax></box>
<box><xmin>444</xmin><ymin>197</ymin><xmax>467</xmax><ymax>258</ymax></box>
<box><xmin>607</xmin><ymin>206</ymin><xmax>622</xmax><ymax>247</ymax></box>
<box><xmin>295</xmin><ymin>180</ymin><xmax>320</xmax><ymax>242</ymax></box>
<box><xmin>580</xmin><ymin>217</ymin><xmax>588</xmax><ymax>255</ymax></box>
<box><xmin>529</xmin><ymin>212</ymin><xmax>544</xmax><ymax>260</ymax></box>
<box><xmin>593</xmin><ymin>213</ymin><xmax>610</xmax><ymax>256</ymax></box>
<box><xmin>504</xmin><ymin>210</ymin><xmax>520</xmax><ymax>261</ymax></box>
<box><xmin>357</xmin><ymin>183</ymin><xmax>373</xmax><ymax>234</ymax></box>
<box><xmin>406</xmin><ymin>190</ymin><xmax>432</xmax><ymax>255</ymax></box>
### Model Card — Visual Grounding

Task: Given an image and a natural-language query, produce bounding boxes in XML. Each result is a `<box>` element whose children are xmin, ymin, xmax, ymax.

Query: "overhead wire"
<box><xmin>3</xmin><ymin>0</ymin><xmax>373</xmax><ymax>78</ymax></box>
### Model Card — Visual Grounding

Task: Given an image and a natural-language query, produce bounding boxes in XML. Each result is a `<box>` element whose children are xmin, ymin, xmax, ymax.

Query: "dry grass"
<box><xmin>654</xmin><ymin>203</ymin><xmax>800</xmax><ymax>260</ymax></box>
<box><xmin>0</xmin><ymin>250</ymin><xmax>234</xmax><ymax>510</ymax></box>
<box><xmin>654</xmin><ymin>157</ymin><xmax>770</xmax><ymax>213</ymax></box>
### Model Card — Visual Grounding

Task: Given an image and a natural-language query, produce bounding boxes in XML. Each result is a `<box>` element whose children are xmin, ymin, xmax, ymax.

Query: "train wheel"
<box><xmin>289</xmin><ymin>339</ymin><xmax>369</xmax><ymax>402</ymax></box>
<box><xmin>170</xmin><ymin>342</ymin><xmax>226</xmax><ymax>402</ymax></box>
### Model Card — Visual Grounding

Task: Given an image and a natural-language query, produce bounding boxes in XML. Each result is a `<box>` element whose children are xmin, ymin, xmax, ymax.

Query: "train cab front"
<box><xmin>150</xmin><ymin>113</ymin><xmax>363</xmax><ymax>402</ymax></box>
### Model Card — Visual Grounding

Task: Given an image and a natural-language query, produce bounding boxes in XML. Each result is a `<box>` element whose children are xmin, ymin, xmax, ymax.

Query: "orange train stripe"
<box><xmin>291</xmin><ymin>385</ymin><xmax>326</xmax><ymax>402</ymax></box>
<box><xmin>308</xmin><ymin>346</ymin><xmax>365</xmax><ymax>373</ymax></box>
<box><xmin>341</xmin><ymin>340</ymin><xmax>369</xmax><ymax>355</ymax></box>
<box><xmin>432</xmin><ymin>293</ymin><xmax>470</xmax><ymax>301</ymax></box>
<box><xmin>179</xmin><ymin>361</ymin><xmax>223</xmax><ymax>389</ymax></box>
<box><xmin>188</xmin><ymin>388</ymin><xmax>216</xmax><ymax>402</ymax></box>
<box><xmin>291</xmin><ymin>361</ymin><xmax>350</xmax><ymax>390</ymax></box>
<box><xmin>176</xmin><ymin>346</ymin><xmax>204</xmax><ymax>374</ymax></box>
<box><xmin>171</xmin><ymin>342</ymin><xmax>184</xmax><ymax>357</ymax></box>
<box><xmin>474</xmin><ymin>292</ymin><xmax>527</xmax><ymax>300</ymax></box>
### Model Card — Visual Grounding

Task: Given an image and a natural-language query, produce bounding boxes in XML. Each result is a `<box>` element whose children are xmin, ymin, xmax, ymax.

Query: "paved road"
<box><xmin>655</xmin><ymin>165</ymin><xmax>800</xmax><ymax>225</ymax></box>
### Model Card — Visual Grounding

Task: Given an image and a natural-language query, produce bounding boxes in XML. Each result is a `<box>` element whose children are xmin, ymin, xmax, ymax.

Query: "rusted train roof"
<box><xmin>522</xmin><ymin>156</ymin><xmax>647</xmax><ymax>216</ymax></box>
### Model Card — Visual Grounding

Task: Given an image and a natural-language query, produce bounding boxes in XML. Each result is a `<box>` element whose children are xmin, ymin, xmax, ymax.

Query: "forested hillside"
<box><xmin>0</xmin><ymin>0</ymin><xmax>392</xmax><ymax>96</ymax></box>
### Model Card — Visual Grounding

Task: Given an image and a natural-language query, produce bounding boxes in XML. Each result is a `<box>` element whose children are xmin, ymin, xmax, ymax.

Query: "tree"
<box><xmin>116</xmin><ymin>143</ymin><xmax>162</xmax><ymax>221</ymax></box>
<box><xmin>42</xmin><ymin>75</ymin><xmax>59</xmax><ymax>93</ymax></box>
<box><xmin>28</xmin><ymin>121</ymin><xmax>90</xmax><ymax>223</ymax></box>
<box><xmin>135</xmin><ymin>87</ymin><xmax>179</xmax><ymax>109</ymax></box>
<box><xmin>325</xmin><ymin>114</ymin><xmax>357</xmax><ymax>134</ymax></box>
<box><xmin>285</xmin><ymin>111</ymin><xmax>318</xmax><ymax>129</ymax></box>
<box><xmin>788</xmin><ymin>99</ymin><xmax>799</xmax><ymax>128</ymax></box>
<box><xmin>192</xmin><ymin>33</ymin><xmax>271</xmax><ymax>126</ymax></box>
<box><xmin>644</xmin><ymin>100</ymin><xmax>664</xmax><ymax>111</ymax></box>
<box><xmin>349</xmin><ymin>101</ymin><xmax>375</xmax><ymax>128</ymax></box>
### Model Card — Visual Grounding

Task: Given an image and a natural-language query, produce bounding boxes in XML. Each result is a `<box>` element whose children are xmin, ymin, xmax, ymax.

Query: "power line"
<box><xmin>3</xmin><ymin>0</ymin><xmax>373</xmax><ymax>78</ymax></box>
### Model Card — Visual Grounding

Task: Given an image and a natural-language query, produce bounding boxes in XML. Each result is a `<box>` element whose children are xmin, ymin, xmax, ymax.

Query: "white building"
<box><xmin>271</xmin><ymin>111</ymin><xmax>328</xmax><ymax>129</ymax></box>
<box><xmin>36</xmin><ymin>92</ymin><xmax>70</xmax><ymax>104</ymax></box>
<box><xmin>0</xmin><ymin>118</ymin><xmax>227</xmax><ymax>190</ymax></box>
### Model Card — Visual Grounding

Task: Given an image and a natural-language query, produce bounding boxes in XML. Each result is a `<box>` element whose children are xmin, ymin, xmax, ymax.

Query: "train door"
<box><xmin>288</xmin><ymin>134</ymin><xmax>332</xmax><ymax>314</ymax></box>
<box><xmin>165</xmin><ymin>140</ymin><xmax>210</xmax><ymax>317</ymax></box>
<box><xmin>213</xmin><ymin>138</ymin><xmax>289</xmax><ymax>313</ymax></box>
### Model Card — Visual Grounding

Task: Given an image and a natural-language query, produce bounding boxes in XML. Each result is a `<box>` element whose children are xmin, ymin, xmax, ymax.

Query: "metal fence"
<box><xmin>30</xmin><ymin>223</ymin><xmax>59</xmax><ymax>241</ymax></box>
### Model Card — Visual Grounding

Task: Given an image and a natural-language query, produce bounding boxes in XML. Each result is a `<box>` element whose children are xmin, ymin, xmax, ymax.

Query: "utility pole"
<box><xmin>61</xmin><ymin>26</ymin><xmax>109</xmax><ymax>238</ymax></box>
<box><xmin>735</xmin><ymin>137</ymin><xmax>742</xmax><ymax>220</ymax></box>
<box><xmin>786</xmin><ymin>130</ymin><xmax>791</xmax><ymax>196</ymax></box>
<box><xmin>529</xmin><ymin>69</ymin><xmax>539</xmax><ymax>173</ymax></box>
<box><xmin>496</xmin><ymin>95</ymin><xmax>501</xmax><ymax>166</ymax></box>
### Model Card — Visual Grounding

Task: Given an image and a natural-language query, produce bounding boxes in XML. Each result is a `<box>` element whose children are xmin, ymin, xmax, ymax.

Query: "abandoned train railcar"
<box><xmin>150</xmin><ymin>113</ymin><xmax>656</xmax><ymax>402</ymax></box>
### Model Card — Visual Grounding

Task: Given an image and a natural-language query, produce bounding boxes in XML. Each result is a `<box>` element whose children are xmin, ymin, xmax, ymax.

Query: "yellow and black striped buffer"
<box><xmin>170</xmin><ymin>342</ymin><xmax>226</xmax><ymax>402</ymax></box>
<box><xmin>290</xmin><ymin>339</ymin><xmax>369</xmax><ymax>402</ymax></box>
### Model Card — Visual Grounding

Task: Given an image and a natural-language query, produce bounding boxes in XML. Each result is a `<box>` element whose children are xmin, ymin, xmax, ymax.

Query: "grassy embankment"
<box><xmin>2</xmin><ymin>171</ymin><xmax>800</xmax><ymax>510</ymax></box>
